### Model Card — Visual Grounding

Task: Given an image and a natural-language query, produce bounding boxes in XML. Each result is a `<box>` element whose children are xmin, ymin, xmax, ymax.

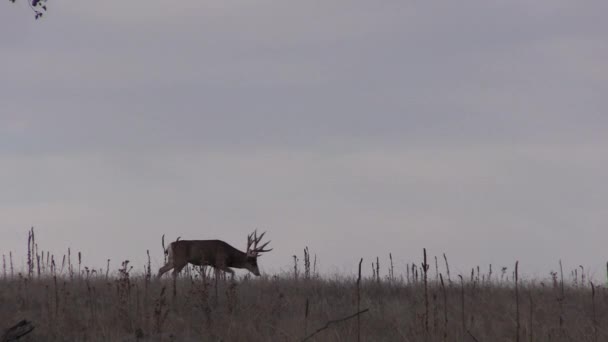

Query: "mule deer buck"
<box><xmin>157</xmin><ymin>231</ymin><xmax>272</xmax><ymax>278</ymax></box>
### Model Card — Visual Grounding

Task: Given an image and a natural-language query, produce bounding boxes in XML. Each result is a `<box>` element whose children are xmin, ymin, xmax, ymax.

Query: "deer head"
<box><xmin>245</xmin><ymin>230</ymin><xmax>273</xmax><ymax>276</ymax></box>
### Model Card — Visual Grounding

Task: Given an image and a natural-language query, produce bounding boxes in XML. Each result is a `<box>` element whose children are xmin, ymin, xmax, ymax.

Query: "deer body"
<box><xmin>157</xmin><ymin>231</ymin><xmax>271</xmax><ymax>278</ymax></box>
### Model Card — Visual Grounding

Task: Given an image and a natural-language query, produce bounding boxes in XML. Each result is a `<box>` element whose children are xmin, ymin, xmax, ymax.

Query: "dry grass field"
<box><xmin>1</xmin><ymin>231</ymin><xmax>607</xmax><ymax>341</ymax></box>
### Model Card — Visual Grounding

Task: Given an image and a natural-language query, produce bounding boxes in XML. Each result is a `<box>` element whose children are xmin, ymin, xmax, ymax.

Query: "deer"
<box><xmin>157</xmin><ymin>230</ymin><xmax>272</xmax><ymax>278</ymax></box>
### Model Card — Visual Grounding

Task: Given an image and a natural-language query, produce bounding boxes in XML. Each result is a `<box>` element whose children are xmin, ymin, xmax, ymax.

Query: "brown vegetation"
<box><xmin>1</xmin><ymin>229</ymin><xmax>607</xmax><ymax>341</ymax></box>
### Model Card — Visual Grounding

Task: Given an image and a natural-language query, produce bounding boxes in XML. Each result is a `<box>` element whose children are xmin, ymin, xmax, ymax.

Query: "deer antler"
<box><xmin>246</xmin><ymin>232</ymin><xmax>255</xmax><ymax>255</ymax></box>
<box><xmin>247</xmin><ymin>230</ymin><xmax>273</xmax><ymax>256</ymax></box>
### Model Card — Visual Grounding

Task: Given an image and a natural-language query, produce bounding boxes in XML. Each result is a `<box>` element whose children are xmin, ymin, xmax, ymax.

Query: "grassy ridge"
<box><xmin>1</xmin><ymin>229</ymin><xmax>606</xmax><ymax>341</ymax></box>
<box><xmin>1</xmin><ymin>264</ymin><xmax>607</xmax><ymax>341</ymax></box>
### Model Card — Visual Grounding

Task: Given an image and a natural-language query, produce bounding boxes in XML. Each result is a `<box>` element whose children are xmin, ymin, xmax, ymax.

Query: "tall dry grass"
<box><xmin>1</xmin><ymin>229</ymin><xmax>607</xmax><ymax>341</ymax></box>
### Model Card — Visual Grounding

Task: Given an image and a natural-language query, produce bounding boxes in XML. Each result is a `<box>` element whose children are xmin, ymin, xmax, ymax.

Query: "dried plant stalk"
<box><xmin>357</xmin><ymin>257</ymin><xmax>363</xmax><ymax>342</ymax></box>
<box><xmin>515</xmin><ymin>261</ymin><xmax>520</xmax><ymax>342</ymax></box>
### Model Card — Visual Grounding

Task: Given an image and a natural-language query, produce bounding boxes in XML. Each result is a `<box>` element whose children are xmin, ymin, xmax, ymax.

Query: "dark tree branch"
<box><xmin>2</xmin><ymin>320</ymin><xmax>35</xmax><ymax>342</ymax></box>
<box><xmin>301</xmin><ymin>309</ymin><xmax>370</xmax><ymax>342</ymax></box>
<box><xmin>8</xmin><ymin>0</ymin><xmax>48</xmax><ymax>19</ymax></box>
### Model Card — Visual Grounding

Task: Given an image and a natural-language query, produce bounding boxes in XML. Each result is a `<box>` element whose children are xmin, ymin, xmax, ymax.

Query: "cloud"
<box><xmin>0</xmin><ymin>0</ymin><xmax>607</xmax><ymax>276</ymax></box>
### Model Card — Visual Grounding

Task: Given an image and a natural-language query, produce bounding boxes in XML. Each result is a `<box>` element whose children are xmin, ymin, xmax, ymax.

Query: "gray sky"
<box><xmin>1</xmin><ymin>0</ymin><xmax>607</xmax><ymax>279</ymax></box>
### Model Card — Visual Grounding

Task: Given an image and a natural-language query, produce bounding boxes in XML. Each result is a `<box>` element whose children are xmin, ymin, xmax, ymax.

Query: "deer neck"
<box><xmin>231</xmin><ymin>250</ymin><xmax>249</xmax><ymax>268</ymax></box>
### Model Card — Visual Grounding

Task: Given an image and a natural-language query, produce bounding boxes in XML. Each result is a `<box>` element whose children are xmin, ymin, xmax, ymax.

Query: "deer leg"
<box><xmin>157</xmin><ymin>263</ymin><xmax>174</xmax><ymax>279</ymax></box>
<box><xmin>218</xmin><ymin>266</ymin><xmax>235</xmax><ymax>276</ymax></box>
<box><xmin>172</xmin><ymin>262</ymin><xmax>187</xmax><ymax>278</ymax></box>
<box><xmin>169</xmin><ymin>262</ymin><xmax>187</xmax><ymax>298</ymax></box>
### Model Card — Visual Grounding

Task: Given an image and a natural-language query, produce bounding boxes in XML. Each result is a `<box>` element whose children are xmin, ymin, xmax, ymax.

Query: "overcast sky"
<box><xmin>1</xmin><ymin>0</ymin><xmax>607</xmax><ymax>280</ymax></box>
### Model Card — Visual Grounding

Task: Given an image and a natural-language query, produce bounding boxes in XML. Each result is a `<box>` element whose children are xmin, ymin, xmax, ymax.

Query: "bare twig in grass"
<box><xmin>50</xmin><ymin>256</ymin><xmax>55</xmax><ymax>276</ymax></box>
<box><xmin>225</xmin><ymin>276</ymin><xmax>237</xmax><ymax>313</ymax></box>
<box><xmin>515</xmin><ymin>261</ymin><xmax>520</xmax><ymax>342</ymax></box>
<box><xmin>116</xmin><ymin>261</ymin><xmax>133</xmax><ymax>331</ymax></box>
<box><xmin>293</xmin><ymin>255</ymin><xmax>299</xmax><ymax>281</ymax></box>
<box><xmin>146</xmin><ymin>250</ymin><xmax>152</xmax><ymax>284</ymax></box>
<box><xmin>33</xmin><ymin>248</ymin><xmax>38</xmax><ymax>278</ymax></box>
<box><xmin>303</xmin><ymin>298</ymin><xmax>309</xmax><ymax>337</ymax></box>
<box><xmin>590</xmin><ymin>282</ymin><xmax>597</xmax><ymax>342</ymax></box>
<box><xmin>459</xmin><ymin>275</ymin><xmax>465</xmax><ymax>337</ymax></box>
<box><xmin>36</xmin><ymin>244</ymin><xmax>40</xmax><ymax>278</ymax></box>
<box><xmin>304</xmin><ymin>247</ymin><xmax>310</xmax><ymax>280</ymax></box>
<box><xmin>423</xmin><ymin>248</ymin><xmax>429</xmax><ymax>336</ymax></box>
<box><xmin>466</xmin><ymin>329</ymin><xmax>480</xmax><ymax>342</ymax></box>
<box><xmin>1</xmin><ymin>320</ymin><xmax>35</xmax><ymax>342</ymax></box>
<box><xmin>86</xmin><ymin>275</ymin><xmax>97</xmax><ymax>328</ymax></box>
<box><xmin>9</xmin><ymin>252</ymin><xmax>13</xmax><ymax>278</ymax></box>
<box><xmin>194</xmin><ymin>268</ymin><xmax>212</xmax><ymax>328</ymax></box>
<box><xmin>53</xmin><ymin>275</ymin><xmax>59</xmax><ymax>316</ymax></box>
<box><xmin>389</xmin><ymin>253</ymin><xmax>394</xmax><ymax>283</ymax></box>
<box><xmin>376</xmin><ymin>257</ymin><xmax>380</xmax><ymax>284</ymax></box>
<box><xmin>559</xmin><ymin>260</ymin><xmax>564</xmax><ymax>297</ymax></box>
<box><xmin>31</xmin><ymin>229</ymin><xmax>36</xmax><ymax>277</ymax></box>
<box><xmin>68</xmin><ymin>248</ymin><xmax>73</xmax><ymax>280</ymax></box>
<box><xmin>470</xmin><ymin>268</ymin><xmax>476</xmax><ymax>293</ymax></box>
<box><xmin>78</xmin><ymin>252</ymin><xmax>82</xmax><ymax>278</ymax></box>
<box><xmin>44</xmin><ymin>283</ymin><xmax>52</xmax><ymax>336</ymax></box>
<box><xmin>19</xmin><ymin>274</ymin><xmax>28</xmax><ymax>310</ymax></box>
<box><xmin>435</xmin><ymin>256</ymin><xmax>439</xmax><ymax>283</ymax></box>
<box><xmin>143</xmin><ymin>253</ymin><xmax>150</xmax><ymax>323</ymax></box>
<box><xmin>443</xmin><ymin>253</ymin><xmax>451</xmax><ymax>285</ymax></box>
<box><xmin>161</xmin><ymin>234</ymin><xmax>167</xmax><ymax>264</ymax></box>
<box><xmin>488</xmin><ymin>264</ymin><xmax>492</xmax><ymax>285</ymax></box>
<box><xmin>357</xmin><ymin>258</ymin><xmax>363</xmax><ymax>342</ymax></box>
<box><xmin>528</xmin><ymin>291</ymin><xmax>534</xmax><ymax>342</ymax></box>
<box><xmin>153</xmin><ymin>287</ymin><xmax>169</xmax><ymax>335</ymax></box>
<box><xmin>372</xmin><ymin>262</ymin><xmax>376</xmax><ymax>281</ymax></box>
<box><xmin>432</xmin><ymin>291</ymin><xmax>438</xmax><ymax>335</ymax></box>
<box><xmin>27</xmin><ymin>228</ymin><xmax>33</xmax><ymax>278</ymax></box>
<box><xmin>440</xmin><ymin>273</ymin><xmax>448</xmax><ymax>342</ymax></box>
<box><xmin>214</xmin><ymin>269</ymin><xmax>219</xmax><ymax>304</ymax></box>
<box><xmin>172</xmin><ymin>271</ymin><xmax>177</xmax><ymax>299</ymax></box>
<box><xmin>558</xmin><ymin>260</ymin><xmax>565</xmax><ymax>328</ymax></box>
<box><xmin>300</xmin><ymin>309</ymin><xmax>370</xmax><ymax>342</ymax></box>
